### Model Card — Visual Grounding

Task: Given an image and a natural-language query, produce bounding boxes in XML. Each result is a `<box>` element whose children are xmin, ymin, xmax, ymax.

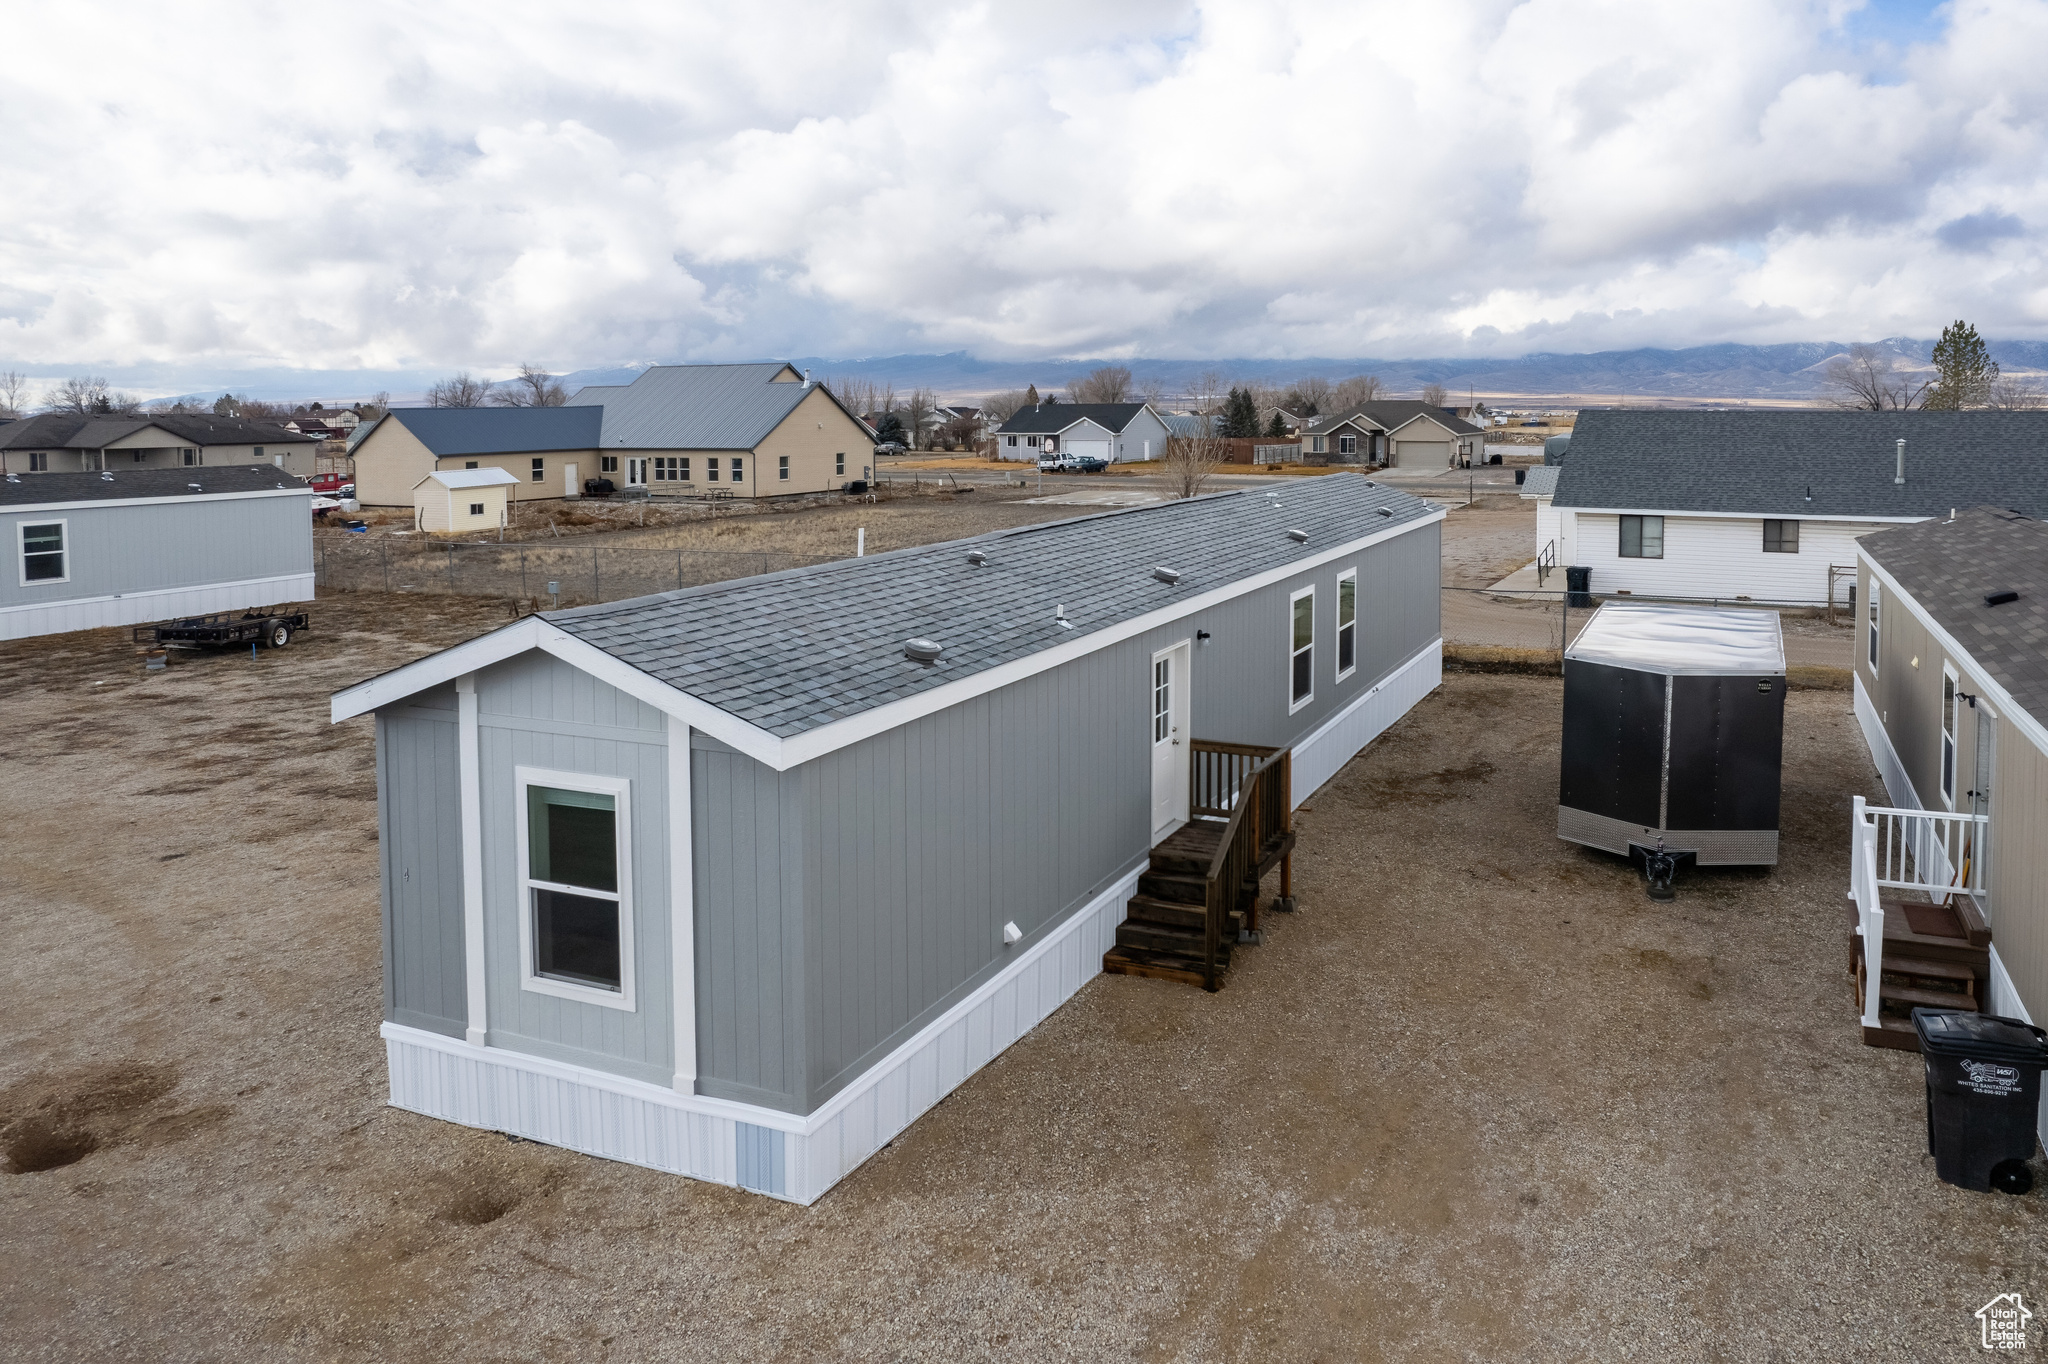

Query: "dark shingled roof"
<box><xmin>376</xmin><ymin>405</ymin><xmax>606</xmax><ymax>457</ymax></box>
<box><xmin>1302</xmin><ymin>401</ymin><xmax>1484</xmax><ymax>438</ymax></box>
<box><xmin>0</xmin><ymin>412</ymin><xmax>316</xmax><ymax>450</ymax></box>
<box><xmin>994</xmin><ymin>403</ymin><xmax>1153</xmax><ymax>435</ymax></box>
<box><xmin>545</xmin><ymin>472</ymin><xmax>1435</xmax><ymax>737</ymax></box>
<box><xmin>0</xmin><ymin>466</ymin><xmax>311</xmax><ymax>507</ymax></box>
<box><xmin>1554</xmin><ymin>410</ymin><xmax>2048</xmax><ymax>519</ymax></box>
<box><xmin>1861</xmin><ymin>507</ymin><xmax>2048</xmax><ymax>727</ymax></box>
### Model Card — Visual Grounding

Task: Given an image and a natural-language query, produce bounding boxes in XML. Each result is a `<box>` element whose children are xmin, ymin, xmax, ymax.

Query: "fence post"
<box><xmin>448</xmin><ymin>543</ymin><xmax>456</xmax><ymax>592</ymax></box>
<box><xmin>382</xmin><ymin>540</ymin><xmax>390</xmax><ymax>592</ymax></box>
<box><xmin>521</xmin><ymin>550</ymin><xmax>527</xmax><ymax>600</ymax></box>
<box><xmin>677</xmin><ymin>550</ymin><xmax>683</xmax><ymax>591</ymax></box>
<box><xmin>593</xmin><ymin>547</ymin><xmax>600</xmax><ymax>602</ymax></box>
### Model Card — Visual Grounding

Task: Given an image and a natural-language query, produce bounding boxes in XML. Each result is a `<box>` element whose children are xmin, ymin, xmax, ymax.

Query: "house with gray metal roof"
<box><xmin>1846</xmin><ymin>508</ymin><xmax>2048</xmax><ymax>1072</ymax></box>
<box><xmin>993</xmin><ymin>401</ymin><xmax>1172</xmax><ymax>464</ymax></box>
<box><xmin>0</xmin><ymin>413</ymin><xmax>319</xmax><ymax>478</ymax></box>
<box><xmin>2</xmin><ymin>466</ymin><xmax>313</xmax><ymax>639</ymax></box>
<box><xmin>1549</xmin><ymin>409</ymin><xmax>2048</xmax><ymax>606</ymax></box>
<box><xmin>332</xmin><ymin>472</ymin><xmax>1445</xmax><ymax>1203</ymax></box>
<box><xmin>351</xmin><ymin>364</ymin><xmax>875</xmax><ymax>506</ymax></box>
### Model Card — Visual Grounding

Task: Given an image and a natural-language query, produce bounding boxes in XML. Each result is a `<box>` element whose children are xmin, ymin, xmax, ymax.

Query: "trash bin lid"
<box><xmin>1912</xmin><ymin>1009</ymin><xmax>2048</xmax><ymax>1064</ymax></box>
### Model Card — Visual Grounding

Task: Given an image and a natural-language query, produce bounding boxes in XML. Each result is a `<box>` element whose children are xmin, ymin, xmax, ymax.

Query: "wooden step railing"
<box><xmin>1190</xmin><ymin>739</ymin><xmax>1275</xmax><ymax>818</ymax></box>
<box><xmin>1198</xmin><ymin>745</ymin><xmax>1292</xmax><ymax>991</ymax></box>
<box><xmin>1849</xmin><ymin>795</ymin><xmax>1991</xmax><ymax>1031</ymax></box>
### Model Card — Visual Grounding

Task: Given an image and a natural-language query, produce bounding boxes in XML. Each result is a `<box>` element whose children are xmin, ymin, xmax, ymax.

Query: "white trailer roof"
<box><xmin>1566</xmin><ymin>602</ymin><xmax>1785</xmax><ymax>675</ymax></box>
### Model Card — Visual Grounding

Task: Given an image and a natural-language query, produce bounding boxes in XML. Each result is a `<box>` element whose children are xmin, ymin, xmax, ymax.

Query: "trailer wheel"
<box><xmin>267</xmin><ymin>622</ymin><xmax>293</xmax><ymax>649</ymax></box>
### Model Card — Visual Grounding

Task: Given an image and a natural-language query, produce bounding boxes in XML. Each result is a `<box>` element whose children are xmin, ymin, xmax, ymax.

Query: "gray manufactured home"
<box><xmin>333</xmin><ymin>473</ymin><xmax>1444</xmax><ymax>1203</ymax></box>
<box><xmin>2</xmin><ymin>467</ymin><xmax>314</xmax><ymax>640</ymax></box>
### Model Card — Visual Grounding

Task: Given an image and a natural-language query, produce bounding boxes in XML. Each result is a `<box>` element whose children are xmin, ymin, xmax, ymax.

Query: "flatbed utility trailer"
<box><xmin>134</xmin><ymin>608</ymin><xmax>310</xmax><ymax>651</ymax></box>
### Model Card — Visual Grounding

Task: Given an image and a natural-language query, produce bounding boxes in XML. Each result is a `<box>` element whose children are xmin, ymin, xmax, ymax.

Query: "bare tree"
<box><xmin>1135</xmin><ymin>376</ymin><xmax>1166</xmax><ymax>407</ymax></box>
<box><xmin>1163</xmin><ymin>419</ymin><xmax>1226</xmax><ymax>500</ymax></box>
<box><xmin>427</xmin><ymin>372</ymin><xmax>495</xmax><ymax>408</ymax></box>
<box><xmin>981</xmin><ymin>389</ymin><xmax>1034</xmax><ymax>423</ymax></box>
<box><xmin>0</xmin><ymin>371</ymin><xmax>30</xmax><ymax>418</ymax></box>
<box><xmin>1329</xmin><ymin>374</ymin><xmax>1385</xmax><ymax>411</ymax></box>
<box><xmin>1284</xmin><ymin>376</ymin><xmax>1332</xmax><ymax>416</ymax></box>
<box><xmin>492</xmin><ymin>363</ymin><xmax>568</xmax><ymax>407</ymax></box>
<box><xmin>1986</xmin><ymin>374</ymin><xmax>2046</xmax><ymax>410</ymax></box>
<box><xmin>1067</xmin><ymin>364</ymin><xmax>1134</xmax><ymax>404</ymax></box>
<box><xmin>1420</xmin><ymin>382</ymin><xmax>1450</xmax><ymax>407</ymax></box>
<box><xmin>359</xmin><ymin>391</ymin><xmax>390</xmax><ymax>419</ymax></box>
<box><xmin>905</xmin><ymin>387</ymin><xmax>939</xmax><ymax>450</ymax></box>
<box><xmin>1821</xmin><ymin>344</ymin><xmax>1926</xmax><ymax>410</ymax></box>
<box><xmin>1192</xmin><ymin>370</ymin><xmax>1227</xmax><ymax>414</ymax></box>
<box><xmin>43</xmin><ymin>375</ymin><xmax>108</xmax><ymax>414</ymax></box>
<box><xmin>238</xmin><ymin>397</ymin><xmax>281</xmax><ymax>420</ymax></box>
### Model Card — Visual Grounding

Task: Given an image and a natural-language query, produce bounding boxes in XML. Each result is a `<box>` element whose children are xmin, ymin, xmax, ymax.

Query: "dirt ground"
<box><xmin>2</xmin><ymin>595</ymin><xmax>2041</xmax><ymax>1360</ymax></box>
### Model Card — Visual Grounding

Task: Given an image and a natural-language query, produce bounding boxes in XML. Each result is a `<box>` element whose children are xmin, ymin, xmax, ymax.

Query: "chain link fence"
<box><xmin>315</xmin><ymin>536</ymin><xmax>839</xmax><ymax>608</ymax></box>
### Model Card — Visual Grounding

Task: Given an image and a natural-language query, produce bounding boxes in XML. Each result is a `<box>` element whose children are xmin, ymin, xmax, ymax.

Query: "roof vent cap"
<box><xmin>1376</xmin><ymin>506</ymin><xmax>1394</xmax><ymax>517</ymax></box>
<box><xmin>1285</xmin><ymin>528</ymin><xmax>1308</xmax><ymax>543</ymax></box>
<box><xmin>100</xmin><ymin>471</ymin><xmax>114</xmax><ymax>481</ymax></box>
<box><xmin>1152</xmin><ymin>566</ymin><xmax>1182</xmax><ymax>585</ymax></box>
<box><xmin>903</xmin><ymin>638</ymin><xmax>944</xmax><ymax>664</ymax></box>
<box><xmin>1986</xmin><ymin>590</ymin><xmax>2021</xmax><ymax>608</ymax></box>
<box><xmin>188</xmin><ymin>482</ymin><xmax>202</xmax><ymax>490</ymax></box>
<box><xmin>966</xmin><ymin>550</ymin><xmax>988</xmax><ymax>566</ymax></box>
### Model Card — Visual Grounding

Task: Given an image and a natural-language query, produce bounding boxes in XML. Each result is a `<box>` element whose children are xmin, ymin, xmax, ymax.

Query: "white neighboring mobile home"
<box><xmin>333</xmin><ymin>475</ymin><xmax>1446</xmax><ymax>1204</ymax></box>
<box><xmin>1552</xmin><ymin>411</ymin><xmax>2048</xmax><ymax>606</ymax></box>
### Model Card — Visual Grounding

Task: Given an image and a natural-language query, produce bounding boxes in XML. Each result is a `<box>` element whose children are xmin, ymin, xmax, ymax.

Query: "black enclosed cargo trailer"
<box><xmin>1558</xmin><ymin>602</ymin><xmax>1786</xmax><ymax>867</ymax></box>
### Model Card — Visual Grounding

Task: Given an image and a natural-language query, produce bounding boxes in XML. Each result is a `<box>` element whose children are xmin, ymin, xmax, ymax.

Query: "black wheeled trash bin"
<box><xmin>1565</xmin><ymin>565</ymin><xmax>1592</xmax><ymax>609</ymax></box>
<box><xmin>1912</xmin><ymin>1008</ymin><xmax>2048</xmax><ymax>1194</ymax></box>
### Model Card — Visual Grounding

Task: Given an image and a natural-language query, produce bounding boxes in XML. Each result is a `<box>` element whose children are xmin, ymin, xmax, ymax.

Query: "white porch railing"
<box><xmin>1849</xmin><ymin>796</ymin><xmax>1990</xmax><ymax>1029</ymax></box>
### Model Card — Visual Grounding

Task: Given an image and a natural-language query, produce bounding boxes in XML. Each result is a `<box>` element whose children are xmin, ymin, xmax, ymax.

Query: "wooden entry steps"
<box><xmin>1851</xmin><ymin>894</ymin><xmax>1992</xmax><ymax>1051</ymax></box>
<box><xmin>1103</xmin><ymin>818</ymin><xmax>1296</xmax><ymax>989</ymax></box>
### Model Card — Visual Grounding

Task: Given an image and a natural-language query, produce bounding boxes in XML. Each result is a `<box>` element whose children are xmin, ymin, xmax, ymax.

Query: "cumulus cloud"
<box><xmin>0</xmin><ymin>0</ymin><xmax>2044</xmax><ymax>391</ymax></box>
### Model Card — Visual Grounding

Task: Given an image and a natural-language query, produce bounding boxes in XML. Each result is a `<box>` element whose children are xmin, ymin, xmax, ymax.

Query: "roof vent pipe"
<box><xmin>1895</xmin><ymin>438</ymin><xmax>1906</xmax><ymax>485</ymax></box>
<box><xmin>903</xmin><ymin>638</ymin><xmax>943</xmax><ymax>664</ymax></box>
<box><xmin>1153</xmin><ymin>566</ymin><xmax>1182</xmax><ymax>585</ymax></box>
<box><xmin>966</xmin><ymin>550</ymin><xmax>988</xmax><ymax>566</ymax></box>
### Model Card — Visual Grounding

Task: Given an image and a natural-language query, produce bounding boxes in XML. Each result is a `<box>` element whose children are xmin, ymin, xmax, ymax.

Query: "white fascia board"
<box><xmin>1857</xmin><ymin>547</ymin><xmax>2048</xmax><ymax>755</ymax></box>
<box><xmin>0</xmin><ymin>486</ymin><xmax>313</xmax><ymax>515</ymax></box>
<box><xmin>332</xmin><ymin>508</ymin><xmax>1448</xmax><ymax>771</ymax></box>
<box><xmin>1556</xmin><ymin>505</ymin><xmax>1927</xmax><ymax>524</ymax></box>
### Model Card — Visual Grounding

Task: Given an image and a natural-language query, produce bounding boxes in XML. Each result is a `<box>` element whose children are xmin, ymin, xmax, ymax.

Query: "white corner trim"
<box><xmin>1859</xmin><ymin>548</ymin><xmax>2048</xmax><ymax>756</ymax></box>
<box><xmin>1852</xmin><ymin>672</ymin><xmax>1920</xmax><ymax>812</ymax></box>
<box><xmin>457</xmin><ymin>675</ymin><xmax>488</xmax><ymax>1046</ymax></box>
<box><xmin>380</xmin><ymin>854</ymin><xmax>1145</xmax><ymax>1204</ymax></box>
<box><xmin>667</xmin><ymin>714</ymin><xmax>697</xmax><ymax>1091</ymax></box>
<box><xmin>331</xmin><ymin>507</ymin><xmax>1448</xmax><ymax>774</ymax></box>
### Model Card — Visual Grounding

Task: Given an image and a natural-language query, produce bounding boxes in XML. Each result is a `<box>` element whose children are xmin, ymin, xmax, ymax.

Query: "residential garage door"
<box><xmin>1066</xmin><ymin>439</ymin><xmax>1111</xmax><ymax>464</ymax></box>
<box><xmin>1392</xmin><ymin>440</ymin><xmax>1449</xmax><ymax>468</ymax></box>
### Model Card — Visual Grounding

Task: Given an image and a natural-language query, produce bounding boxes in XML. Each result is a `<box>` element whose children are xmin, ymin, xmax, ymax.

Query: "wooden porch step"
<box><xmin>1879</xmin><ymin>956</ymin><xmax>1978</xmax><ymax>988</ymax></box>
<box><xmin>1124</xmin><ymin>893</ymin><xmax>1206</xmax><ymax>932</ymax></box>
<box><xmin>1103</xmin><ymin>945</ymin><xmax>1221</xmax><ymax>989</ymax></box>
<box><xmin>1880</xmin><ymin>894</ymin><xmax>1991</xmax><ymax>949</ymax></box>
<box><xmin>1138</xmin><ymin>870</ymin><xmax>1207</xmax><ymax>905</ymax></box>
<box><xmin>1149</xmin><ymin>821</ymin><xmax>1225</xmax><ymax>876</ymax></box>
<box><xmin>1880</xmin><ymin>982</ymin><xmax>1979</xmax><ymax>1012</ymax></box>
<box><xmin>1861</xmin><ymin>1017</ymin><xmax>1922</xmax><ymax>1052</ymax></box>
<box><xmin>1115</xmin><ymin>918</ymin><xmax>1232</xmax><ymax>961</ymax></box>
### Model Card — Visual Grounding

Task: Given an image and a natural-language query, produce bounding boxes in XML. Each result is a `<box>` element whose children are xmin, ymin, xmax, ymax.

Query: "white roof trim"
<box><xmin>1560</xmin><ymin>506</ymin><xmax>1932</xmax><ymax>525</ymax></box>
<box><xmin>1857</xmin><ymin>545</ymin><xmax>2048</xmax><ymax>755</ymax></box>
<box><xmin>0</xmin><ymin>486</ymin><xmax>312</xmax><ymax>515</ymax></box>
<box><xmin>331</xmin><ymin>506</ymin><xmax>1447</xmax><ymax>769</ymax></box>
<box><xmin>413</xmin><ymin>468</ymin><xmax>522</xmax><ymax>490</ymax></box>
<box><xmin>1381</xmin><ymin>413</ymin><xmax>1465</xmax><ymax>440</ymax></box>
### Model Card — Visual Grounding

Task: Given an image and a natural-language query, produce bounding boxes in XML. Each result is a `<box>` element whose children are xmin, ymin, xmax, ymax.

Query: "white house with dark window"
<box><xmin>994</xmin><ymin>402</ymin><xmax>1173</xmax><ymax>463</ymax></box>
<box><xmin>332</xmin><ymin>474</ymin><xmax>1444</xmax><ymax>1203</ymax></box>
<box><xmin>2</xmin><ymin>466</ymin><xmax>314</xmax><ymax>639</ymax></box>
<box><xmin>1551</xmin><ymin>411</ymin><xmax>2048</xmax><ymax>606</ymax></box>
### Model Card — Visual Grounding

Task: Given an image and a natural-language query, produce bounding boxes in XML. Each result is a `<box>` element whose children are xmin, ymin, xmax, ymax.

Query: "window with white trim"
<box><xmin>1336</xmin><ymin>569</ymin><xmax>1358</xmax><ymax>679</ymax></box>
<box><xmin>469</xmin><ymin>502</ymin><xmax>485</xmax><ymax>516</ymax></box>
<box><xmin>601</xmin><ymin>456</ymin><xmax>618</xmax><ymax>473</ymax></box>
<box><xmin>836</xmin><ymin>452</ymin><xmax>845</xmax><ymax>475</ymax></box>
<box><xmin>20</xmin><ymin>520</ymin><xmax>66</xmax><ymax>585</ymax></box>
<box><xmin>531</xmin><ymin>457</ymin><xmax>545</xmax><ymax>483</ymax></box>
<box><xmin>1867</xmin><ymin>580</ymin><xmax>1880</xmax><ymax>673</ymax></box>
<box><xmin>1338</xmin><ymin>434</ymin><xmax>1356</xmax><ymax>456</ymax></box>
<box><xmin>706</xmin><ymin>457</ymin><xmax>720</xmax><ymax>482</ymax></box>
<box><xmin>1763</xmin><ymin>519</ymin><xmax>1799</xmax><ymax>553</ymax></box>
<box><xmin>1619</xmin><ymin>514</ymin><xmax>1663</xmax><ymax>559</ymax></box>
<box><xmin>1941</xmin><ymin>666</ymin><xmax>1960</xmax><ymax>807</ymax></box>
<box><xmin>654</xmin><ymin>456</ymin><xmax>686</xmax><ymax>482</ymax></box>
<box><xmin>778</xmin><ymin>455</ymin><xmax>789</xmax><ymax>481</ymax></box>
<box><xmin>1153</xmin><ymin>657</ymin><xmax>1172</xmax><ymax>743</ymax></box>
<box><xmin>731</xmin><ymin>456</ymin><xmax>744</xmax><ymax>481</ymax></box>
<box><xmin>517</xmin><ymin>770</ymin><xmax>634</xmax><ymax>1008</ymax></box>
<box><xmin>180</xmin><ymin>447</ymin><xmax>198</xmax><ymax>466</ymax></box>
<box><xmin>1006</xmin><ymin>435</ymin><xmax>1017</xmax><ymax>448</ymax></box>
<box><xmin>29</xmin><ymin>452</ymin><xmax>48</xmax><ymax>471</ymax></box>
<box><xmin>1289</xmin><ymin>585</ymin><xmax>1315</xmax><ymax>711</ymax></box>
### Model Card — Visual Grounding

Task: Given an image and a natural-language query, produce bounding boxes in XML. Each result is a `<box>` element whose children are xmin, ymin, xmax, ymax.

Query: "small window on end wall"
<box><xmin>518</xmin><ymin>771</ymin><xmax>633</xmax><ymax>1009</ymax></box>
<box><xmin>1763</xmin><ymin>519</ymin><xmax>1799</xmax><ymax>553</ymax></box>
<box><xmin>1867</xmin><ymin>580</ymin><xmax>1881</xmax><ymax>673</ymax></box>
<box><xmin>1336</xmin><ymin>570</ymin><xmax>1357</xmax><ymax>678</ymax></box>
<box><xmin>778</xmin><ymin>455</ymin><xmax>789</xmax><ymax>481</ymax></box>
<box><xmin>531</xmin><ymin>458</ymin><xmax>545</xmax><ymax>484</ymax></box>
<box><xmin>469</xmin><ymin>502</ymin><xmax>484</xmax><ymax>516</ymax></box>
<box><xmin>836</xmin><ymin>452</ymin><xmax>845</xmax><ymax>476</ymax></box>
<box><xmin>1619</xmin><ymin>514</ymin><xmax>1663</xmax><ymax>559</ymax></box>
<box><xmin>1289</xmin><ymin>586</ymin><xmax>1315</xmax><ymax>710</ymax></box>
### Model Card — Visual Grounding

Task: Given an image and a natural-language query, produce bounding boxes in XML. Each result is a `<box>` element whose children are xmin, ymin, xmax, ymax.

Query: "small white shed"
<box><xmin>413</xmin><ymin>468</ymin><xmax>519</xmax><ymax>533</ymax></box>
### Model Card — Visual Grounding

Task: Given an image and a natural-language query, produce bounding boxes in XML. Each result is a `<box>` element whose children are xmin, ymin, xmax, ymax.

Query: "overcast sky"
<box><xmin>2</xmin><ymin>0</ymin><xmax>2044</xmax><ymax>393</ymax></box>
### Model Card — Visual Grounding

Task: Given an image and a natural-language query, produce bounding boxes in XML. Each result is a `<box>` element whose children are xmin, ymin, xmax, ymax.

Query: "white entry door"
<box><xmin>625</xmin><ymin>457</ymin><xmax>647</xmax><ymax>488</ymax></box>
<box><xmin>1150</xmin><ymin>641</ymin><xmax>1193</xmax><ymax>839</ymax></box>
<box><xmin>564</xmin><ymin>461</ymin><xmax>580</xmax><ymax>497</ymax></box>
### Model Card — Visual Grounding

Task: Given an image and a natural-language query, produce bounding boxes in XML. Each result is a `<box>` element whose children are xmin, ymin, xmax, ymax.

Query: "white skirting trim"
<box><xmin>0</xmin><ymin>571</ymin><xmax>315</xmax><ymax>641</ymax></box>
<box><xmin>1291</xmin><ymin>637</ymin><xmax>1442</xmax><ymax>807</ymax></box>
<box><xmin>1984</xmin><ymin>948</ymin><xmax>2048</xmax><ymax>1153</ymax></box>
<box><xmin>1852</xmin><ymin>672</ymin><xmax>1919</xmax><ymax>811</ymax></box>
<box><xmin>383</xmin><ymin>856</ymin><xmax>1145</xmax><ymax>1205</ymax></box>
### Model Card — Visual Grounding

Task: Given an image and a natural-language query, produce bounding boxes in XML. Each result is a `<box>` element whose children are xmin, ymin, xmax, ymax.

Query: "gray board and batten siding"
<box><xmin>1</xmin><ymin>467</ymin><xmax>314</xmax><ymax>640</ymax></box>
<box><xmin>362</xmin><ymin>476</ymin><xmax>1443</xmax><ymax>1118</ymax></box>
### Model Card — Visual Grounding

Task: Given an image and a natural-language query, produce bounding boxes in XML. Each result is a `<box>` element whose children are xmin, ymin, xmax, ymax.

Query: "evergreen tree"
<box><xmin>874</xmin><ymin>412</ymin><xmax>907</xmax><ymax>443</ymax></box>
<box><xmin>1265</xmin><ymin>411</ymin><xmax>1288</xmax><ymax>438</ymax></box>
<box><xmin>1221</xmin><ymin>387</ymin><xmax>1259</xmax><ymax>438</ymax></box>
<box><xmin>1025</xmin><ymin>384</ymin><xmax>1040</xmax><ymax>406</ymax></box>
<box><xmin>1927</xmin><ymin>320</ymin><xmax>1998</xmax><ymax>410</ymax></box>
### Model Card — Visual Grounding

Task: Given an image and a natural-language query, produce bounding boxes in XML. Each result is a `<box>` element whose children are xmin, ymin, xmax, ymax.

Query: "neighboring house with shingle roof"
<box><xmin>1551</xmin><ymin>410</ymin><xmax>2048</xmax><ymax>606</ymax></box>
<box><xmin>351</xmin><ymin>364</ymin><xmax>875</xmax><ymax>506</ymax></box>
<box><xmin>993</xmin><ymin>401</ymin><xmax>1172</xmax><ymax>464</ymax></box>
<box><xmin>1852</xmin><ymin>507</ymin><xmax>2048</xmax><ymax>1077</ymax></box>
<box><xmin>1298</xmin><ymin>401</ymin><xmax>1485</xmax><ymax>470</ymax></box>
<box><xmin>330</xmin><ymin>472</ymin><xmax>1446</xmax><ymax>1204</ymax></box>
<box><xmin>0</xmin><ymin>413</ymin><xmax>318</xmax><ymax>478</ymax></box>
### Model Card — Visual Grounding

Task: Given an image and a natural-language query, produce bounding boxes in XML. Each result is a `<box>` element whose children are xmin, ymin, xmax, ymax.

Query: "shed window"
<box><xmin>706</xmin><ymin>457</ymin><xmax>720</xmax><ymax>482</ymax></box>
<box><xmin>20</xmin><ymin>521</ymin><xmax>66</xmax><ymax>584</ymax></box>
<box><xmin>469</xmin><ymin>502</ymin><xmax>485</xmax><ymax>516</ymax></box>
<box><xmin>1289</xmin><ymin>586</ymin><xmax>1315</xmax><ymax>711</ymax></box>
<box><xmin>778</xmin><ymin>455</ymin><xmax>789</xmax><ymax>481</ymax></box>
<box><xmin>1763</xmin><ymin>520</ymin><xmax>1799</xmax><ymax>553</ymax></box>
<box><xmin>531</xmin><ymin>458</ymin><xmax>545</xmax><ymax>483</ymax></box>
<box><xmin>465</xmin><ymin>461</ymin><xmax>479</xmax><ymax>470</ymax></box>
<box><xmin>1619</xmin><ymin>515</ymin><xmax>1663</xmax><ymax>559</ymax></box>
<box><xmin>520</xmin><ymin>776</ymin><xmax>630</xmax><ymax>1003</ymax></box>
<box><xmin>1867</xmin><ymin>581</ymin><xmax>1880</xmax><ymax>673</ymax></box>
<box><xmin>1336</xmin><ymin>569</ymin><xmax>1358</xmax><ymax>678</ymax></box>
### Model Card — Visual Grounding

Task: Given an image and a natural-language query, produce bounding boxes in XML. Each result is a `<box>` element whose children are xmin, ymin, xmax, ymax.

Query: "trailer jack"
<box><xmin>1630</xmin><ymin>842</ymin><xmax>1697</xmax><ymax>902</ymax></box>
